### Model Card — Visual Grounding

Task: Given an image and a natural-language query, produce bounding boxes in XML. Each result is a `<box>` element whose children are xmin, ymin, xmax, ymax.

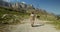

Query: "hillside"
<box><xmin>0</xmin><ymin>6</ymin><xmax>29</xmax><ymax>25</ymax></box>
<box><xmin>0</xmin><ymin>2</ymin><xmax>57</xmax><ymax>24</ymax></box>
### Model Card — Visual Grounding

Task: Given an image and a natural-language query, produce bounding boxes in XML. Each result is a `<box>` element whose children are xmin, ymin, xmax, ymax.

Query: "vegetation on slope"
<box><xmin>0</xmin><ymin>6</ymin><xmax>29</xmax><ymax>25</ymax></box>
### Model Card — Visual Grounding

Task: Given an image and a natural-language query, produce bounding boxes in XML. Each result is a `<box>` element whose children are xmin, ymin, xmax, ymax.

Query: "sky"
<box><xmin>4</xmin><ymin>0</ymin><xmax>60</xmax><ymax>15</ymax></box>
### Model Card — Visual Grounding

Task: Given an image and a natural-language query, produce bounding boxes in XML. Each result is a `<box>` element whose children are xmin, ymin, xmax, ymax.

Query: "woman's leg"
<box><xmin>31</xmin><ymin>21</ymin><xmax>34</xmax><ymax>25</ymax></box>
<box><xmin>31</xmin><ymin>19</ymin><xmax>35</xmax><ymax>27</ymax></box>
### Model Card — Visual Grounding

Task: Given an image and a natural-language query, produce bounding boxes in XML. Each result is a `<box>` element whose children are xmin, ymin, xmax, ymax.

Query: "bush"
<box><xmin>0</xmin><ymin>14</ymin><xmax>23</xmax><ymax>25</ymax></box>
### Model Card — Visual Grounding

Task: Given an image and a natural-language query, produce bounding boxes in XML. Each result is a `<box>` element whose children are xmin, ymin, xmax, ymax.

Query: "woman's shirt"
<box><xmin>30</xmin><ymin>14</ymin><xmax>35</xmax><ymax>20</ymax></box>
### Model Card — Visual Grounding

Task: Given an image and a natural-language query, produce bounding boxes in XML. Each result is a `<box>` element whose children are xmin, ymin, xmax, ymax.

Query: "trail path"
<box><xmin>7</xmin><ymin>19</ymin><xmax>60</xmax><ymax>32</ymax></box>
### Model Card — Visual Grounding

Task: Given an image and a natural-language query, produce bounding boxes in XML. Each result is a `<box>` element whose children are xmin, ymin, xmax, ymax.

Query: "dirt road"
<box><xmin>8</xmin><ymin>19</ymin><xmax>60</xmax><ymax>32</ymax></box>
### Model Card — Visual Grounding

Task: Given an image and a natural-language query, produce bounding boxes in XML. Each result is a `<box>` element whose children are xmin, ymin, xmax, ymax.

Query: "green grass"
<box><xmin>0</xmin><ymin>7</ymin><xmax>29</xmax><ymax>25</ymax></box>
<box><xmin>37</xmin><ymin>14</ymin><xmax>60</xmax><ymax>30</ymax></box>
<box><xmin>49</xmin><ymin>20</ymin><xmax>60</xmax><ymax>30</ymax></box>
